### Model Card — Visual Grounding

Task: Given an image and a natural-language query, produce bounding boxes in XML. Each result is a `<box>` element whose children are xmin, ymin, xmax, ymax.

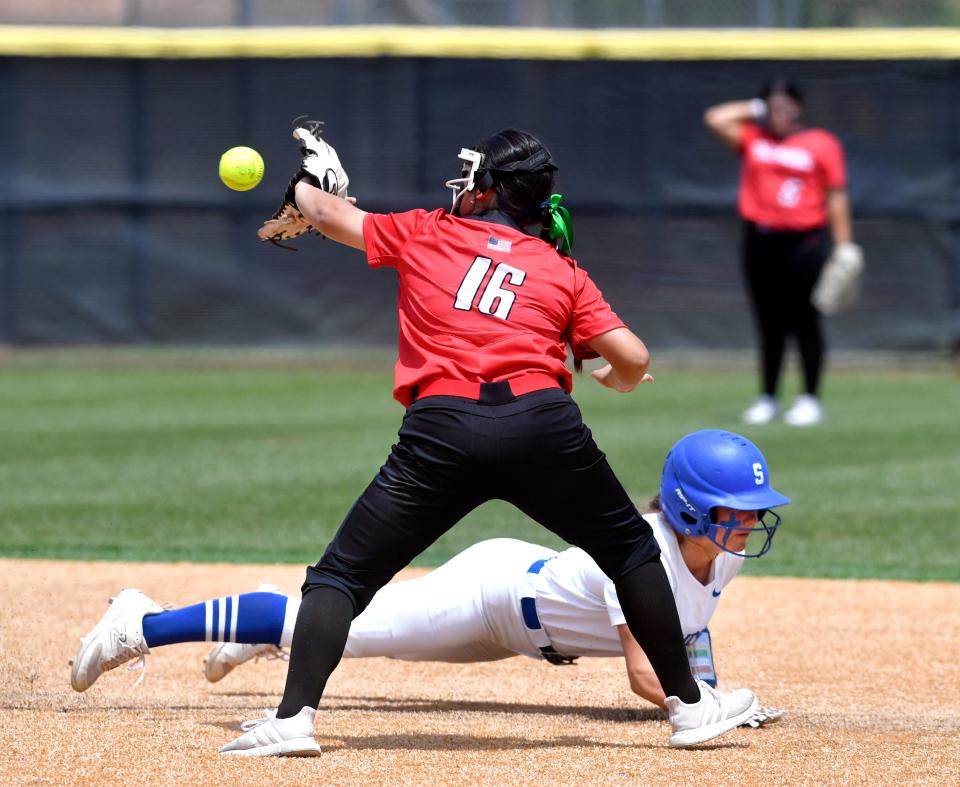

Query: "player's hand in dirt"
<box><xmin>739</xmin><ymin>706</ymin><xmax>785</xmax><ymax>728</ymax></box>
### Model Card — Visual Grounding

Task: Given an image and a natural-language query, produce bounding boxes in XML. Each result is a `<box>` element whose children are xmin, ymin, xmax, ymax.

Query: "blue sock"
<box><xmin>142</xmin><ymin>592</ymin><xmax>288</xmax><ymax>648</ymax></box>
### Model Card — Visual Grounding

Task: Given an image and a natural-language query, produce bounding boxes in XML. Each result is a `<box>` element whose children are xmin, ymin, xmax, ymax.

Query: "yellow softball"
<box><xmin>218</xmin><ymin>146</ymin><xmax>265</xmax><ymax>191</ymax></box>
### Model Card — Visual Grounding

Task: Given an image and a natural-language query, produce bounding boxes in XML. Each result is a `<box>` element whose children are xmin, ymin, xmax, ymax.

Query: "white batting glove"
<box><xmin>257</xmin><ymin>119</ymin><xmax>351</xmax><ymax>248</ymax></box>
<box><xmin>749</xmin><ymin>97</ymin><xmax>768</xmax><ymax>120</ymax></box>
<box><xmin>292</xmin><ymin>120</ymin><xmax>350</xmax><ymax>198</ymax></box>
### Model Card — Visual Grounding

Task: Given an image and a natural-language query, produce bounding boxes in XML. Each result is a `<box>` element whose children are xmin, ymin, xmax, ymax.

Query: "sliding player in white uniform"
<box><xmin>71</xmin><ymin>430</ymin><xmax>787</xmax><ymax>726</ymax></box>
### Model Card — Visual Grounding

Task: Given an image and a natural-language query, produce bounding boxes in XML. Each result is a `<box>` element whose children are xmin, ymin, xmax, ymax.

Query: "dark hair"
<box><xmin>759</xmin><ymin>79</ymin><xmax>804</xmax><ymax>105</ymax></box>
<box><xmin>646</xmin><ymin>494</ymin><xmax>663</xmax><ymax>514</ymax></box>
<box><xmin>474</xmin><ymin>128</ymin><xmax>557</xmax><ymax>228</ymax></box>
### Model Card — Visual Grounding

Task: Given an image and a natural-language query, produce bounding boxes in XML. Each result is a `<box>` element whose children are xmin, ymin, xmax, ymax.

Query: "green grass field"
<box><xmin>1</xmin><ymin>349</ymin><xmax>957</xmax><ymax>581</ymax></box>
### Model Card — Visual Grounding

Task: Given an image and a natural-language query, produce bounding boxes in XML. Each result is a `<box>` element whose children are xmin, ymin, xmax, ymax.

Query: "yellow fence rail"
<box><xmin>1</xmin><ymin>25</ymin><xmax>959</xmax><ymax>60</ymax></box>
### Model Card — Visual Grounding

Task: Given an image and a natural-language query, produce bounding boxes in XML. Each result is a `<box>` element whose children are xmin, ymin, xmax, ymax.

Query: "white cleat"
<box><xmin>665</xmin><ymin>680</ymin><xmax>758</xmax><ymax>748</ymax></box>
<box><xmin>219</xmin><ymin>706</ymin><xmax>322</xmax><ymax>757</ymax></box>
<box><xmin>70</xmin><ymin>588</ymin><xmax>164</xmax><ymax>692</ymax></box>
<box><xmin>204</xmin><ymin>642</ymin><xmax>287</xmax><ymax>683</ymax></box>
<box><xmin>783</xmin><ymin>394</ymin><xmax>824</xmax><ymax>427</ymax></box>
<box><xmin>742</xmin><ymin>395</ymin><xmax>778</xmax><ymax>426</ymax></box>
<box><xmin>203</xmin><ymin>582</ymin><xmax>288</xmax><ymax>682</ymax></box>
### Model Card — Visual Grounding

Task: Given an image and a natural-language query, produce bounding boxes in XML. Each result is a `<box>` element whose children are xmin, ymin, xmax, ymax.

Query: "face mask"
<box><xmin>444</xmin><ymin>148</ymin><xmax>484</xmax><ymax>213</ymax></box>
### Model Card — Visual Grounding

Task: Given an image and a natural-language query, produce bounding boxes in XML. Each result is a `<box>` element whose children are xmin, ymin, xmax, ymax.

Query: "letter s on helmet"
<box><xmin>659</xmin><ymin>429</ymin><xmax>790</xmax><ymax>558</ymax></box>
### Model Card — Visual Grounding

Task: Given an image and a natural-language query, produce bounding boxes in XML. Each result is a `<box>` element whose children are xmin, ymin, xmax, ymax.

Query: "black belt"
<box><xmin>521</xmin><ymin>558</ymin><xmax>578</xmax><ymax>666</ymax></box>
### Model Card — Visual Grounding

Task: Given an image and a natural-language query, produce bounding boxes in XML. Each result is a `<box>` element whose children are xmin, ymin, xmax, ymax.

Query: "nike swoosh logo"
<box><xmin>711</xmin><ymin>589</ymin><xmax>721</xmax><ymax>597</ymax></box>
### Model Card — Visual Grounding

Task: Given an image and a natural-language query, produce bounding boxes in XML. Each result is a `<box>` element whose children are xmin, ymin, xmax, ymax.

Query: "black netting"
<box><xmin>1</xmin><ymin>56</ymin><xmax>957</xmax><ymax>349</ymax></box>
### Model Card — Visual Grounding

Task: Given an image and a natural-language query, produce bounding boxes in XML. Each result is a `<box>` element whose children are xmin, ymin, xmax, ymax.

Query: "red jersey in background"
<box><xmin>363</xmin><ymin>209</ymin><xmax>625</xmax><ymax>406</ymax></box>
<box><xmin>737</xmin><ymin>122</ymin><xmax>846</xmax><ymax>231</ymax></box>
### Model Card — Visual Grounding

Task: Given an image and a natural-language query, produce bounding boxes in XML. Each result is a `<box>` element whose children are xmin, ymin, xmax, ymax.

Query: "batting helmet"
<box><xmin>659</xmin><ymin>430</ymin><xmax>790</xmax><ymax>558</ymax></box>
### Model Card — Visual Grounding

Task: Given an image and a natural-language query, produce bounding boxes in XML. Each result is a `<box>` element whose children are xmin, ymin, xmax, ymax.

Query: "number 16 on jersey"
<box><xmin>455</xmin><ymin>256</ymin><xmax>526</xmax><ymax>320</ymax></box>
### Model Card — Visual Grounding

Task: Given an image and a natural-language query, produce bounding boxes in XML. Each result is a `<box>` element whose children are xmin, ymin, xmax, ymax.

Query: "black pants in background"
<box><xmin>742</xmin><ymin>221</ymin><xmax>830</xmax><ymax>397</ymax></box>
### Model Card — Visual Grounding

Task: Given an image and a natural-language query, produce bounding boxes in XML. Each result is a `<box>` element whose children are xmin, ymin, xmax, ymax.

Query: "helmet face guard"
<box><xmin>443</xmin><ymin>142</ymin><xmax>558</xmax><ymax>215</ymax></box>
<box><xmin>705</xmin><ymin>507</ymin><xmax>782</xmax><ymax>559</ymax></box>
<box><xmin>444</xmin><ymin>148</ymin><xmax>484</xmax><ymax>213</ymax></box>
<box><xmin>659</xmin><ymin>430</ymin><xmax>790</xmax><ymax>558</ymax></box>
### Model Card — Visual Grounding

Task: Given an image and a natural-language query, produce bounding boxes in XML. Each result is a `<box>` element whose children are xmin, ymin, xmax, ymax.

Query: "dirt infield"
<box><xmin>2</xmin><ymin>559</ymin><xmax>957</xmax><ymax>786</ymax></box>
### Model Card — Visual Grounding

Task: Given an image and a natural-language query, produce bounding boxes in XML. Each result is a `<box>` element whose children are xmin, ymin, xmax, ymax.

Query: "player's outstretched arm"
<box><xmin>587</xmin><ymin>327</ymin><xmax>653</xmax><ymax>393</ymax></box>
<box><xmin>617</xmin><ymin>624</ymin><xmax>667</xmax><ymax>709</ymax></box>
<box><xmin>703</xmin><ymin>99</ymin><xmax>762</xmax><ymax>150</ymax></box>
<box><xmin>294</xmin><ymin>181</ymin><xmax>367</xmax><ymax>250</ymax></box>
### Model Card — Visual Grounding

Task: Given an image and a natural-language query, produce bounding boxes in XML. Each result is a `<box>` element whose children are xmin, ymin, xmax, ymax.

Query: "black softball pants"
<box><xmin>275</xmin><ymin>386</ymin><xmax>699</xmax><ymax>717</ymax></box>
<box><xmin>742</xmin><ymin>221</ymin><xmax>830</xmax><ymax>397</ymax></box>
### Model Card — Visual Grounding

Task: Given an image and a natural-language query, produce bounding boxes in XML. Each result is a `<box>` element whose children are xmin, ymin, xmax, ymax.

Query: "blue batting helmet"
<box><xmin>659</xmin><ymin>430</ymin><xmax>790</xmax><ymax>558</ymax></box>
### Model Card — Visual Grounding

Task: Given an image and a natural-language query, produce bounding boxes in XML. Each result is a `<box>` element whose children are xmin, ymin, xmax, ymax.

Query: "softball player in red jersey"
<box><xmin>219</xmin><ymin>128</ymin><xmax>757</xmax><ymax>755</ymax></box>
<box><xmin>705</xmin><ymin>80</ymin><xmax>858</xmax><ymax>427</ymax></box>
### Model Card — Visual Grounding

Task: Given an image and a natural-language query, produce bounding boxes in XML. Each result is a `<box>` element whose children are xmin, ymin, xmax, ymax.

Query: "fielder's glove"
<box><xmin>812</xmin><ymin>242</ymin><xmax>864</xmax><ymax>315</ymax></box>
<box><xmin>257</xmin><ymin>118</ymin><xmax>350</xmax><ymax>248</ymax></box>
<box><xmin>739</xmin><ymin>706</ymin><xmax>785</xmax><ymax>729</ymax></box>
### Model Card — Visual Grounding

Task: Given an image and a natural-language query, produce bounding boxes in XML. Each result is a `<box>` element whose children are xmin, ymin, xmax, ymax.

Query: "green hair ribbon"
<box><xmin>540</xmin><ymin>193</ymin><xmax>574</xmax><ymax>253</ymax></box>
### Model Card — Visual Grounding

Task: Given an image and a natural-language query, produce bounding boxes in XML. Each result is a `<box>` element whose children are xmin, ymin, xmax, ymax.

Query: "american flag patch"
<box><xmin>487</xmin><ymin>236</ymin><xmax>512</xmax><ymax>253</ymax></box>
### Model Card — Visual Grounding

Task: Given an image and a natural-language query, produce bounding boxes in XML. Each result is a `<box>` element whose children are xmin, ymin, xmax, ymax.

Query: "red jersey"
<box><xmin>363</xmin><ymin>208</ymin><xmax>626</xmax><ymax>406</ymax></box>
<box><xmin>737</xmin><ymin>122</ymin><xmax>846</xmax><ymax>231</ymax></box>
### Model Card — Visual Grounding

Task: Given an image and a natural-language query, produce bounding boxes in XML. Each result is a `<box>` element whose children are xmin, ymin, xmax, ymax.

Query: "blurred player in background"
<box><xmin>705</xmin><ymin>80</ymin><xmax>860</xmax><ymax>427</ymax></box>
<box><xmin>73</xmin><ymin>125</ymin><xmax>761</xmax><ymax>755</ymax></box>
<box><xmin>70</xmin><ymin>430</ymin><xmax>787</xmax><ymax>729</ymax></box>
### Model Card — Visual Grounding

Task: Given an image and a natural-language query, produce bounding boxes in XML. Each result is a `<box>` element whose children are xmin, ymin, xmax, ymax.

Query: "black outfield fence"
<box><xmin>0</xmin><ymin>29</ymin><xmax>958</xmax><ymax>350</ymax></box>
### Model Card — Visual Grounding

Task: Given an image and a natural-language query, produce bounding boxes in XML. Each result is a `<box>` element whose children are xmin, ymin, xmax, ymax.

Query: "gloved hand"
<box><xmin>257</xmin><ymin>118</ymin><xmax>350</xmax><ymax>248</ymax></box>
<box><xmin>812</xmin><ymin>242</ymin><xmax>864</xmax><ymax>315</ymax></box>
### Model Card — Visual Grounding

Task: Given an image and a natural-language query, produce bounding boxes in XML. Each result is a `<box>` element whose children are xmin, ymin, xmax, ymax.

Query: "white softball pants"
<box><xmin>302</xmin><ymin>538</ymin><xmax>557</xmax><ymax>662</ymax></box>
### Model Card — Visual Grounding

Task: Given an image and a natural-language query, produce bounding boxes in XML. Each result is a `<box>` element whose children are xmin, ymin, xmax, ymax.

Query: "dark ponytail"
<box><xmin>475</xmin><ymin>130</ymin><xmax>582</xmax><ymax>367</ymax></box>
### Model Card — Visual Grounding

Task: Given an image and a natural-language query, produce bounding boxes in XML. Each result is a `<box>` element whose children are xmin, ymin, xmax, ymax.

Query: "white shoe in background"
<box><xmin>203</xmin><ymin>581</ymin><xmax>288</xmax><ymax>682</ymax></box>
<box><xmin>204</xmin><ymin>642</ymin><xmax>287</xmax><ymax>682</ymax></box>
<box><xmin>784</xmin><ymin>394</ymin><xmax>824</xmax><ymax>426</ymax></box>
<box><xmin>742</xmin><ymin>395</ymin><xmax>778</xmax><ymax>425</ymax></box>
